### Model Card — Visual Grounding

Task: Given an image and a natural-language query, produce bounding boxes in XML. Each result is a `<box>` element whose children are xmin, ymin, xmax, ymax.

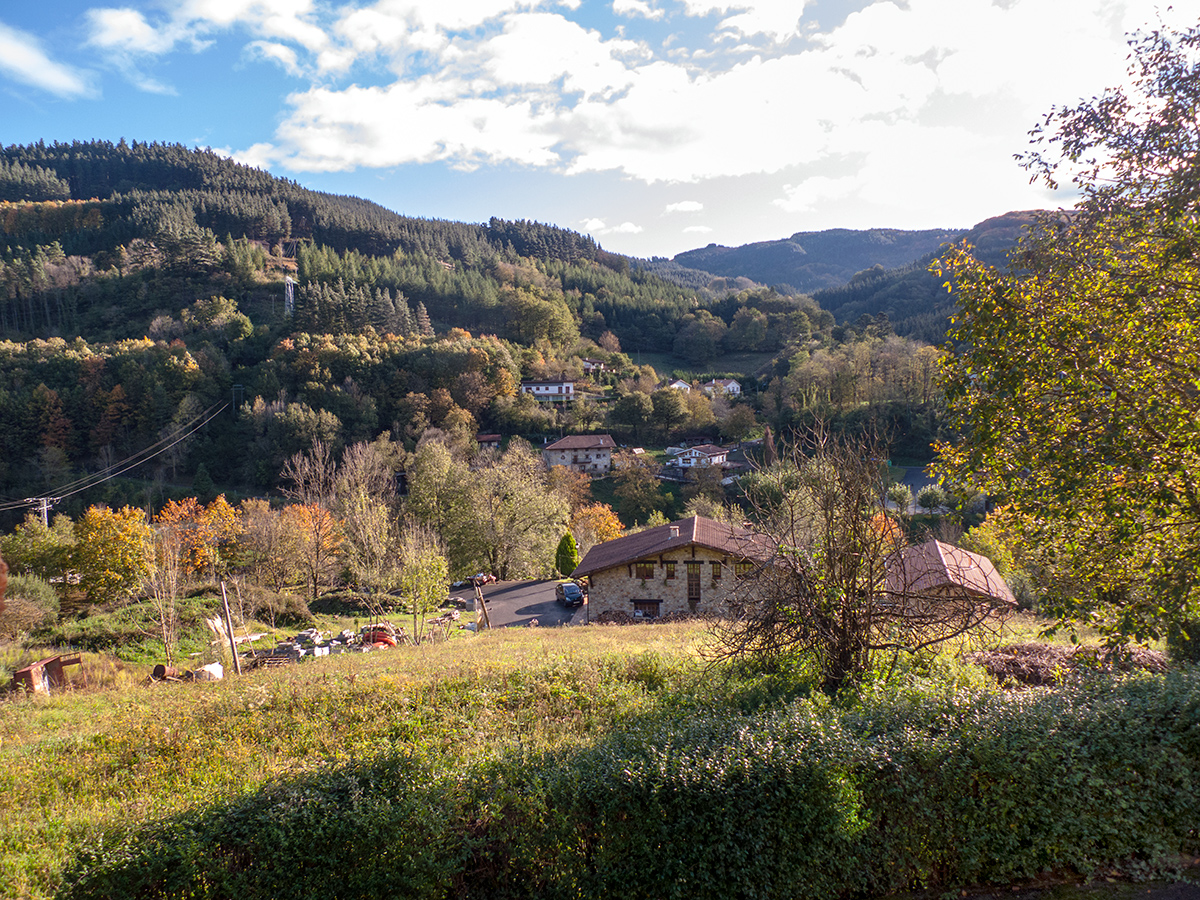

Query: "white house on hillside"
<box><xmin>542</xmin><ymin>434</ymin><xmax>618</xmax><ymax>474</ymax></box>
<box><xmin>670</xmin><ymin>444</ymin><xmax>729</xmax><ymax>468</ymax></box>
<box><xmin>701</xmin><ymin>378</ymin><xmax>741</xmax><ymax>396</ymax></box>
<box><xmin>521</xmin><ymin>380</ymin><xmax>575</xmax><ymax>402</ymax></box>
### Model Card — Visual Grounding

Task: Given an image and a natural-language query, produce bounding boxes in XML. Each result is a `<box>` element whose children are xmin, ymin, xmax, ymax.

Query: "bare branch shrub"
<box><xmin>714</xmin><ymin>427</ymin><xmax>1008</xmax><ymax>694</ymax></box>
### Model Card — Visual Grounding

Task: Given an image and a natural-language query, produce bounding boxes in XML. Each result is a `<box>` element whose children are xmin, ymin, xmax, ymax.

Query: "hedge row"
<box><xmin>60</xmin><ymin>670</ymin><xmax>1200</xmax><ymax>899</ymax></box>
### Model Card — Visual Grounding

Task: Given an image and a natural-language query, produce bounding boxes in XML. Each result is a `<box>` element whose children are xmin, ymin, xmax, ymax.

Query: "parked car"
<box><xmin>556</xmin><ymin>581</ymin><xmax>584</xmax><ymax>607</ymax></box>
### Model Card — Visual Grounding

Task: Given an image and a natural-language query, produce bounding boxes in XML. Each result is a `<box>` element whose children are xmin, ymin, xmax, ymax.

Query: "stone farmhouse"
<box><xmin>886</xmin><ymin>540</ymin><xmax>1017</xmax><ymax>609</ymax></box>
<box><xmin>573</xmin><ymin>522</ymin><xmax>1015</xmax><ymax>624</ymax></box>
<box><xmin>542</xmin><ymin>434</ymin><xmax>618</xmax><ymax>474</ymax></box>
<box><xmin>572</xmin><ymin>515</ymin><xmax>766</xmax><ymax>619</ymax></box>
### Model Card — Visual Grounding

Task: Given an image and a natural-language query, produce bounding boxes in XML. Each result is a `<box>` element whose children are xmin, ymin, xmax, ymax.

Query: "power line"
<box><xmin>0</xmin><ymin>400</ymin><xmax>230</xmax><ymax>515</ymax></box>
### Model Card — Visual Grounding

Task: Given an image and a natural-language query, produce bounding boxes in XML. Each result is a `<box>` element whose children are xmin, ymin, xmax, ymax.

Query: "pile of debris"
<box><xmin>244</xmin><ymin>623</ymin><xmax>409</xmax><ymax>668</ymax></box>
<box><xmin>150</xmin><ymin>662</ymin><xmax>224</xmax><ymax>682</ymax></box>
<box><xmin>966</xmin><ymin>642</ymin><xmax>1169</xmax><ymax>687</ymax></box>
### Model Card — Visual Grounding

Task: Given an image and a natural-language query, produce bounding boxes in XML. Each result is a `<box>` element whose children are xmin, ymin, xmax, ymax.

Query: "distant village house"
<box><xmin>701</xmin><ymin>378</ymin><xmax>741</xmax><ymax>397</ymax></box>
<box><xmin>542</xmin><ymin>434</ymin><xmax>618</xmax><ymax>474</ymax></box>
<box><xmin>669</xmin><ymin>443</ymin><xmax>729</xmax><ymax>468</ymax></box>
<box><xmin>520</xmin><ymin>380</ymin><xmax>576</xmax><ymax>402</ymax></box>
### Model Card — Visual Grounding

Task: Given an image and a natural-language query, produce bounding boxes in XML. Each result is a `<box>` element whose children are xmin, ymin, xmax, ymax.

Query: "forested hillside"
<box><xmin>668</xmin><ymin>213</ymin><xmax>1037</xmax><ymax>343</ymax></box>
<box><xmin>0</xmin><ymin>140</ymin><xmax>952</xmax><ymax>528</ymax></box>
<box><xmin>673</xmin><ymin>226</ymin><xmax>964</xmax><ymax>293</ymax></box>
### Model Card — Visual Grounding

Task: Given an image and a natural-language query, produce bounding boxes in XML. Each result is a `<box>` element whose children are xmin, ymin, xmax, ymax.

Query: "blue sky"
<box><xmin>0</xmin><ymin>1</ymin><xmax>1189</xmax><ymax>257</ymax></box>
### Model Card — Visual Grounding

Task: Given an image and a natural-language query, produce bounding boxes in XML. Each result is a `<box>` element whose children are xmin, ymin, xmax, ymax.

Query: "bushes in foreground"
<box><xmin>59</xmin><ymin>669</ymin><xmax>1200</xmax><ymax>899</ymax></box>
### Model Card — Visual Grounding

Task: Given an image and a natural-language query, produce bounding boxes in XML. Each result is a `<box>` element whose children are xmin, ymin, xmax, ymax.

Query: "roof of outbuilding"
<box><xmin>886</xmin><ymin>540</ymin><xmax>1016</xmax><ymax>607</ymax></box>
<box><xmin>544</xmin><ymin>434</ymin><xmax>617</xmax><ymax>451</ymax></box>
<box><xmin>573</xmin><ymin>515</ymin><xmax>766</xmax><ymax>578</ymax></box>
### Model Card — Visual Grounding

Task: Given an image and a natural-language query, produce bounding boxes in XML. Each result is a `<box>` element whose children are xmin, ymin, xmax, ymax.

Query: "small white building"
<box><xmin>666</xmin><ymin>379</ymin><xmax>691</xmax><ymax>392</ymax></box>
<box><xmin>671</xmin><ymin>443</ymin><xmax>729</xmax><ymax>468</ymax></box>
<box><xmin>701</xmin><ymin>378</ymin><xmax>742</xmax><ymax>397</ymax></box>
<box><xmin>521</xmin><ymin>380</ymin><xmax>576</xmax><ymax>402</ymax></box>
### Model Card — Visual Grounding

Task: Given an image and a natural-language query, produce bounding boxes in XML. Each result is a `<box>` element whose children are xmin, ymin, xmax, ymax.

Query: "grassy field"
<box><xmin>626</xmin><ymin>349</ymin><xmax>776</xmax><ymax>381</ymax></box>
<box><xmin>0</xmin><ymin>622</ymin><xmax>711</xmax><ymax>899</ymax></box>
<box><xmin>0</xmin><ymin>614</ymin><xmax>1192</xmax><ymax>900</ymax></box>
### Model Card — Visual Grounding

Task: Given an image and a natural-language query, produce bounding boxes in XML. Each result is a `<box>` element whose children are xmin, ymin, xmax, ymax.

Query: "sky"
<box><xmin>0</xmin><ymin>1</ymin><xmax>1191</xmax><ymax>258</ymax></box>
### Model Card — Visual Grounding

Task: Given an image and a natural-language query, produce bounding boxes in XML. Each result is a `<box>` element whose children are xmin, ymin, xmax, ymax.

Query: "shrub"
<box><xmin>245</xmin><ymin>589</ymin><xmax>314</xmax><ymax>628</ymax></box>
<box><xmin>1167</xmin><ymin>619</ymin><xmax>1200</xmax><ymax>664</ymax></box>
<box><xmin>58</xmin><ymin>671</ymin><xmax>1200</xmax><ymax>900</ymax></box>
<box><xmin>60</xmin><ymin>754</ymin><xmax>456</xmax><ymax>900</ymax></box>
<box><xmin>0</xmin><ymin>574</ymin><xmax>59</xmax><ymax>638</ymax></box>
<box><xmin>915</xmin><ymin>484</ymin><xmax>948</xmax><ymax>513</ymax></box>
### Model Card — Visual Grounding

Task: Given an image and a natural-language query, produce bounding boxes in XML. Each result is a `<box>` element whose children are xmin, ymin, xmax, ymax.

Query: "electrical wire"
<box><xmin>0</xmin><ymin>400</ymin><xmax>230</xmax><ymax>514</ymax></box>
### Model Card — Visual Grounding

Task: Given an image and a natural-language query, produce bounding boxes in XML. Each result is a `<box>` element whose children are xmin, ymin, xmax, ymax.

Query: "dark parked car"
<box><xmin>556</xmin><ymin>581</ymin><xmax>584</xmax><ymax>607</ymax></box>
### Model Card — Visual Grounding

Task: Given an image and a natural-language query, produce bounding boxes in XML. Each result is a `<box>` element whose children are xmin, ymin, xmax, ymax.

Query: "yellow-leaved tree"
<box><xmin>73</xmin><ymin>505</ymin><xmax>153</xmax><ymax>605</ymax></box>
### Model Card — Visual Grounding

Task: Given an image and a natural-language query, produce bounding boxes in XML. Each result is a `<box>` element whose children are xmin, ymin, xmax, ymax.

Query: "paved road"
<box><xmin>458</xmin><ymin>579</ymin><xmax>587</xmax><ymax>629</ymax></box>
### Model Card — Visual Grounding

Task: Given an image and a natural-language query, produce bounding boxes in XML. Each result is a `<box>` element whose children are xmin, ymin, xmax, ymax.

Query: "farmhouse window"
<box><xmin>665</xmin><ymin>561</ymin><xmax>676</xmax><ymax>580</ymax></box>
<box><xmin>632</xmin><ymin>600</ymin><xmax>660</xmax><ymax>618</ymax></box>
<box><xmin>735</xmin><ymin>561</ymin><xmax>754</xmax><ymax>579</ymax></box>
<box><xmin>635</xmin><ymin>562</ymin><xmax>654</xmax><ymax>580</ymax></box>
<box><xmin>711</xmin><ymin>562</ymin><xmax>721</xmax><ymax>580</ymax></box>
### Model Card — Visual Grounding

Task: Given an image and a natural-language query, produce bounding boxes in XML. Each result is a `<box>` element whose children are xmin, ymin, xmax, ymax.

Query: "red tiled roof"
<box><xmin>545</xmin><ymin>434</ymin><xmax>617</xmax><ymax>451</ymax></box>
<box><xmin>573</xmin><ymin>515</ymin><xmax>766</xmax><ymax>578</ymax></box>
<box><xmin>886</xmin><ymin>540</ymin><xmax>1016</xmax><ymax>606</ymax></box>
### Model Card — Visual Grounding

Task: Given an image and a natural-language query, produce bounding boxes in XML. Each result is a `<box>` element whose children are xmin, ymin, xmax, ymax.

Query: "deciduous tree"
<box><xmin>937</xmin><ymin>23</ymin><xmax>1200</xmax><ymax>644</ymax></box>
<box><xmin>570</xmin><ymin>502</ymin><xmax>624</xmax><ymax>557</ymax></box>
<box><xmin>73</xmin><ymin>505</ymin><xmax>153</xmax><ymax>605</ymax></box>
<box><xmin>715</xmin><ymin>428</ymin><xmax>1006</xmax><ymax>694</ymax></box>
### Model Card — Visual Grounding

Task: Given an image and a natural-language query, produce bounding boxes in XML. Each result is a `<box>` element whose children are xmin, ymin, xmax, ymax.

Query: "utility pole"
<box><xmin>24</xmin><ymin>496</ymin><xmax>58</xmax><ymax>527</ymax></box>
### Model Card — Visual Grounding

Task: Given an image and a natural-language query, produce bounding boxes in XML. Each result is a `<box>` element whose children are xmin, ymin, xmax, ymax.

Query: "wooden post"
<box><xmin>475</xmin><ymin>584</ymin><xmax>490</xmax><ymax>630</ymax></box>
<box><xmin>220</xmin><ymin>581</ymin><xmax>242</xmax><ymax>676</ymax></box>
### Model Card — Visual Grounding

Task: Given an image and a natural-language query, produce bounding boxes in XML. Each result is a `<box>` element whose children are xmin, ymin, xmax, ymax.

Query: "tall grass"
<box><xmin>3</xmin><ymin>623</ymin><xmax>1196</xmax><ymax>900</ymax></box>
<box><xmin>0</xmin><ymin>624</ymin><xmax>709</xmax><ymax>900</ymax></box>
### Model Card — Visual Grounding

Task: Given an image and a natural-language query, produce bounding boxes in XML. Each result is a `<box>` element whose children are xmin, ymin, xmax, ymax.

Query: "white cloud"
<box><xmin>246</xmin><ymin>40</ymin><xmax>304</xmax><ymax>76</ymax></box>
<box><xmin>580</xmin><ymin>217</ymin><xmax>643</xmax><ymax>235</ymax></box>
<box><xmin>60</xmin><ymin>0</ymin><xmax>1185</xmax><ymax>244</ymax></box>
<box><xmin>481</xmin><ymin>13</ymin><xmax>642</xmax><ymax>98</ymax></box>
<box><xmin>678</xmin><ymin>0</ymin><xmax>811</xmax><ymax>41</ymax></box>
<box><xmin>613</xmin><ymin>0</ymin><xmax>664</xmax><ymax>20</ymax></box>
<box><xmin>683</xmin><ymin>225</ymin><xmax>713</xmax><ymax>233</ymax></box>
<box><xmin>85</xmin><ymin>8</ymin><xmax>183</xmax><ymax>54</ymax></box>
<box><xmin>0</xmin><ymin>22</ymin><xmax>93</xmax><ymax>98</ymax></box>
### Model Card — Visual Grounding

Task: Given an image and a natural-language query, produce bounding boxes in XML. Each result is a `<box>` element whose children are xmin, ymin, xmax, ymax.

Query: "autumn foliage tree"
<box><xmin>570</xmin><ymin>502</ymin><xmax>624</xmax><ymax>558</ymax></box>
<box><xmin>72</xmin><ymin>505</ymin><xmax>153</xmax><ymax>605</ymax></box>
<box><xmin>283</xmin><ymin>503</ymin><xmax>343</xmax><ymax>603</ymax></box>
<box><xmin>937</xmin><ymin>23</ymin><xmax>1200</xmax><ymax>644</ymax></box>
